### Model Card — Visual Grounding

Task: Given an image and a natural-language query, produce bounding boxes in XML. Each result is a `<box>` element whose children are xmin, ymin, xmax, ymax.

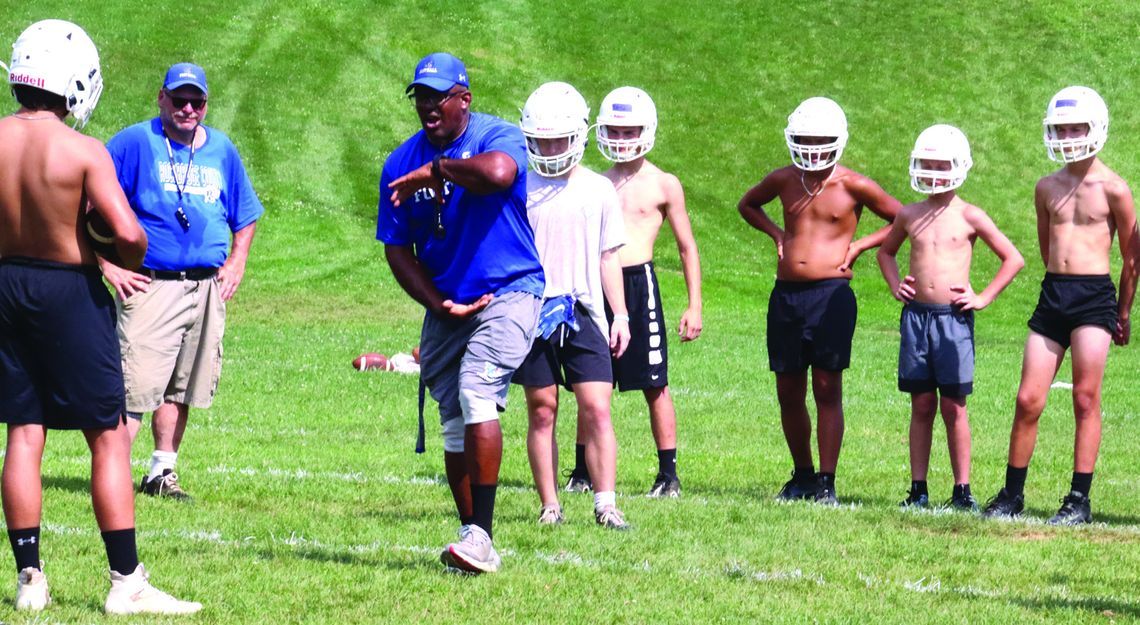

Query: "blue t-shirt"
<box><xmin>107</xmin><ymin>118</ymin><xmax>264</xmax><ymax>270</ymax></box>
<box><xmin>376</xmin><ymin>112</ymin><xmax>545</xmax><ymax>304</ymax></box>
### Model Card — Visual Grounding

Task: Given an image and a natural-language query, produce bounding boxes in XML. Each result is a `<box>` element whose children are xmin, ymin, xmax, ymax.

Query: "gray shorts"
<box><xmin>898</xmin><ymin>302</ymin><xmax>974</xmax><ymax>397</ymax></box>
<box><xmin>419</xmin><ymin>291</ymin><xmax>541</xmax><ymax>426</ymax></box>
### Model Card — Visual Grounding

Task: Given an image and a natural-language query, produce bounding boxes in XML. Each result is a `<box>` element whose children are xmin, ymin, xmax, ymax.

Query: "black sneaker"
<box><xmin>814</xmin><ymin>485</ymin><xmax>839</xmax><ymax>506</ymax></box>
<box><xmin>647</xmin><ymin>473</ymin><xmax>681</xmax><ymax>498</ymax></box>
<box><xmin>900</xmin><ymin>489</ymin><xmax>929</xmax><ymax>509</ymax></box>
<box><xmin>562</xmin><ymin>470</ymin><xmax>592</xmax><ymax>494</ymax></box>
<box><xmin>949</xmin><ymin>492</ymin><xmax>979</xmax><ymax>512</ymax></box>
<box><xmin>775</xmin><ymin>473</ymin><xmax>819</xmax><ymax>501</ymax></box>
<box><xmin>981</xmin><ymin>488</ymin><xmax>1023</xmax><ymax>519</ymax></box>
<box><xmin>1047</xmin><ymin>491</ymin><xmax>1092</xmax><ymax>526</ymax></box>
<box><xmin>139</xmin><ymin>469</ymin><xmax>192</xmax><ymax>501</ymax></box>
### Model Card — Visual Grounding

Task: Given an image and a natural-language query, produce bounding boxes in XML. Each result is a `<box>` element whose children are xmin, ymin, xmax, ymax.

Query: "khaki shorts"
<box><xmin>117</xmin><ymin>277</ymin><xmax>226</xmax><ymax>413</ymax></box>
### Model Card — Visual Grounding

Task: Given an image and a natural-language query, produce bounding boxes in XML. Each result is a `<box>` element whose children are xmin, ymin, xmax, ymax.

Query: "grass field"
<box><xmin>4</xmin><ymin>1</ymin><xmax>1140</xmax><ymax>623</ymax></box>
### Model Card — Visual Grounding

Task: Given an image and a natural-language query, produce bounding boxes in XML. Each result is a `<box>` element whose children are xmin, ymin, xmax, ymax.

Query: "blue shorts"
<box><xmin>766</xmin><ymin>278</ymin><xmax>856</xmax><ymax>373</ymax></box>
<box><xmin>514</xmin><ymin>302</ymin><xmax>613</xmax><ymax>389</ymax></box>
<box><xmin>0</xmin><ymin>257</ymin><xmax>125</xmax><ymax>429</ymax></box>
<box><xmin>898</xmin><ymin>302</ymin><xmax>974</xmax><ymax>397</ymax></box>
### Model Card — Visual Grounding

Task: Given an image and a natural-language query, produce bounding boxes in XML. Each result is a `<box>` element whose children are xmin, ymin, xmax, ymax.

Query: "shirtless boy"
<box><xmin>0</xmin><ymin>19</ymin><xmax>200</xmax><ymax>614</ymax></box>
<box><xmin>983</xmin><ymin>86</ymin><xmax>1137</xmax><ymax>525</ymax></box>
<box><xmin>878</xmin><ymin>124</ymin><xmax>1023</xmax><ymax>511</ymax></box>
<box><xmin>576</xmin><ymin>86</ymin><xmax>702</xmax><ymax>498</ymax></box>
<box><xmin>738</xmin><ymin>96</ymin><xmax>900</xmax><ymax>504</ymax></box>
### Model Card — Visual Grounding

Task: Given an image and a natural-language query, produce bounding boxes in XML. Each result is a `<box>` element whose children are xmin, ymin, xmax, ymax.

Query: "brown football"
<box><xmin>412</xmin><ymin>346</ymin><xmax>421</xmax><ymax>363</ymax></box>
<box><xmin>84</xmin><ymin>208</ymin><xmax>121</xmax><ymax>263</ymax></box>
<box><xmin>352</xmin><ymin>352</ymin><xmax>391</xmax><ymax>371</ymax></box>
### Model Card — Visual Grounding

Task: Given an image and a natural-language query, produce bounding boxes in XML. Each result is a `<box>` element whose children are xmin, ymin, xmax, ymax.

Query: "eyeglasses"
<box><xmin>408</xmin><ymin>89</ymin><xmax>467</xmax><ymax>110</ymax></box>
<box><xmin>165</xmin><ymin>90</ymin><xmax>207</xmax><ymax>111</ymax></box>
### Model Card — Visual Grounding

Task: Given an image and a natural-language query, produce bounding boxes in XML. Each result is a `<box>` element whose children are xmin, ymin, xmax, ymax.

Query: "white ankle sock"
<box><xmin>147</xmin><ymin>451</ymin><xmax>177</xmax><ymax>480</ymax></box>
<box><xmin>594</xmin><ymin>490</ymin><xmax>616</xmax><ymax>511</ymax></box>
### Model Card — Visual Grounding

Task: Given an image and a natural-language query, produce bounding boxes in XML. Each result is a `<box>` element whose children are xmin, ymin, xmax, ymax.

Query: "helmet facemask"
<box><xmin>524</xmin><ymin>124</ymin><xmax>589</xmax><ymax>177</ymax></box>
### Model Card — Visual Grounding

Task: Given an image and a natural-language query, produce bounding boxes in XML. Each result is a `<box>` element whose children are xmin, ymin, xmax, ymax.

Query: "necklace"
<box><xmin>800</xmin><ymin>168</ymin><xmax>834</xmax><ymax>198</ymax></box>
<box><xmin>11</xmin><ymin>113</ymin><xmax>57</xmax><ymax>121</ymax></box>
<box><xmin>161</xmin><ymin>125</ymin><xmax>200</xmax><ymax>232</ymax></box>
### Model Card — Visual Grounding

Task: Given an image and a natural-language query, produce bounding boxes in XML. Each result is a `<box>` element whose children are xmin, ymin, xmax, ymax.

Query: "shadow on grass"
<box><xmin>43</xmin><ymin>475</ymin><xmax>91</xmax><ymax>494</ymax></box>
<box><xmin>254</xmin><ymin>544</ymin><xmax>446</xmax><ymax>573</ymax></box>
<box><xmin>1010</xmin><ymin>593</ymin><xmax>1140</xmax><ymax>619</ymax></box>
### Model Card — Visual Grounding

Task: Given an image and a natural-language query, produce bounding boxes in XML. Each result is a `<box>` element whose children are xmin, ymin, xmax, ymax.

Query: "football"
<box><xmin>84</xmin><ymin>207</ymin><xmax>121</xmax><ymax>263</ymax></box>
<box><xmin>352</xmin><ymin>352</ymin><xmax>391</xmax><ymax>371</ymax></box>
<box><xmin>412</xmin><ymin>346</ymin><xmax>421</xmax><ymax>363</ymax></box>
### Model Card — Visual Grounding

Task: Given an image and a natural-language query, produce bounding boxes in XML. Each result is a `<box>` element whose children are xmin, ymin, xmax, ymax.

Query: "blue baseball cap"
<box><xmin>163</xmin><ymin>63</ymin><xmax>208</xmax><ymax>94</ymax></box>
<box><xmin>406</xmin><ymin>52</ymin><xmax>469</xmax><ymax>94</ymax></box>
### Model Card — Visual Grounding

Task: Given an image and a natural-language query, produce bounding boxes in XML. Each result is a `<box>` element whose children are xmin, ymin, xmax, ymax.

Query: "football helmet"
<box><xmin>909</xmin><ymin>124</ymin><xmax>972</xmax><ymax>194</ymax></box>
<box><xmin>595</xmin><ymin>86</ymin><xmax>657</xmax><ymax>162</ymax></box>
<box><xmin>7</xmin><ymin>19</ymin><xmax>103</xmax><ymax>129</ymax></box>
<box><xmin>1043</xmin><ymin>86</ymin><xmax>1108</xmax><ymax>163</ymax></box>
<box><xmin>520</xmin><ymin>81</ymin><xmax>589</xmax><ymax>177</ymax></box>
<box><xmin>785</xmin><ymin>97</ymin><xmax>848</xmax><ymax>171</ymax></box>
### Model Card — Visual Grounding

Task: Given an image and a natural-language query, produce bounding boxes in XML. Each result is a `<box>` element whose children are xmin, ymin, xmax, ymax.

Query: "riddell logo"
<box><xmin>9</xmin><ymin>73</ymin><xmax>45</xmax><ymax>88</ymax></box>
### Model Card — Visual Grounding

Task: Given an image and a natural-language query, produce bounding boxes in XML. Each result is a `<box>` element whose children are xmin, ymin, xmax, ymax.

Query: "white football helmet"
<box><xmin>519</xmin><ymin>81</ymin><xmax>589</xmax><ymax>177</ymax></box>
<box><xmin>7</xmin><ymin>19</ymin><xmax>103</xmax><ymax>129</ymax></box>
<box><xmin>595</xmin><ymin>86</ymin><xmax>657</xmax><ymax>162</ymax></box>
<box><xmin>1043</xmin><ymin>86</ymin><xmax>1108</xmax><ymax>163</ymax></box>
<box><xmin>909</xmin><ymin>124</ymin><xmax>972</xmax><ymax>194</ymax></box>
<box><xmin>785</xmin><ymin>97</ymin><xmax>848</xmax><ymax>171</ymax></box>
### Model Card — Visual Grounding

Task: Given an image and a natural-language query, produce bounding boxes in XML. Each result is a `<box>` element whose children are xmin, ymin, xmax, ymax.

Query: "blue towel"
<box><xmin>537</xmin><ymin>294</ymin><xmax>579</xmax><ymax>340</ymax></box>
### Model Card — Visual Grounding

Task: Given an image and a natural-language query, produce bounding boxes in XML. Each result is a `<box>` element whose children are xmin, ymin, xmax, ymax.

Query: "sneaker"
<box><xmin>647</xmin><ymin>473</ymin><xmax>681</xmax><ymax>498</ymax></box>
<box><xmin>442</xmin><ymin>525</ymin><xmax>500</xmax><ymax>574</ymax></box>
<box><xmin>15</xmin><ymin>566</ymin><xmax>49</xmax><ymax>611</ymax></box>
<box><xmin>538</xmin><ymin>504</ymin><xmax>564</xmax><ymax>525</ymax></box>
<box><xmin>104</xmin><ymin>564</ymin><xmax>202</xmax><ymax>615</ymax></box>
<box><xmin>900</xmin><ymin>489</ymin><xmax>929</xmax><ymax>509</ymax></box>
<box><xmin>595</xmin><ymin>505</ymin><xmax>630</xmax><ymax>530</ymax></box>
<box><xmin>563</xmin><ymin>470</ymin><xmax>592</xmax><ymax>493</ymax></box>
<box><xmin>982</xmin><ymin>488</ymin><xmax>1024</xmax><ymax>519</ymax></box>
<box><xmin>139</xmin><ymin>469</ymin><xmax>192</xmax><ymax>501</ymax></box>
<box><xmin>1047</xmin><ymin>491</ymin><xmax>1092</xmax><ymax>526</ymax></box>
<box><xmin>775</xmin><ymin>473</ymin><xmax>819</xmax><ymax>501</ymax></box>
<box><xmin>949</xmin><ymin>492</ymin><xmax>979</xmax><ymax>512</ymax></box>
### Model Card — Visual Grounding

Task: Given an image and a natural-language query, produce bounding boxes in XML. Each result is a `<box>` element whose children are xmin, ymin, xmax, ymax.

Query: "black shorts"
<box><xmin>513</xmin><ymin>302</ymin><xmax>613</xmax><ymax>389</ymax></box>
<box><xmin>767</xmin><ymin>278</ymin><xmax>856</xmax><ymax>373</ymax></box>
<box><xmin>1028</xmin><ymin>273</ymin><xmax>1117</xmax><ymax>348</ymax></box>
<box><xmin>0</xmin><ymin>257</ymin><xmax>125</xmax><ymax>429</ymax></box>
<box><xmin>605</xmin><ymin>262</ymin><xmax>667</xmax><ymax>391</ymax></box>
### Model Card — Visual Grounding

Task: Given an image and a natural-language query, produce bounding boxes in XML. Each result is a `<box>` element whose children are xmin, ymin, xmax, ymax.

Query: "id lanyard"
<box><xmin>162</xmin><ymin>127</ymin><xmax>197</xmax><ymax>231</ymax></box>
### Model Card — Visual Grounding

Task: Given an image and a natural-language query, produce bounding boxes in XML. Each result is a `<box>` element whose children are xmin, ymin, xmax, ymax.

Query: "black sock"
<box><xmin>953</xmin><ymin>483</ymin><xmax>972</xmax><ymax>499</ymax></box>
<box><xmin>8</xmin><ymin>527</ymin><xmax>40</xmax><ymax>572</ymax></box>
<box><xmin>657</xmin><ymin>448</ymin><xmax>677</xmax><ymax>478</ymax></box>
<box><xmin>818</xmin><ymin>472</ymin><xmax>835</xmax><ymax>488</ymax></box>
<box><xmin>460</xmin><ymin>514</ymin><xmax>476</xmax><ymax>526</ymax></box>
<box><xmin>470</xmin><ymin>484</ymin><xmax>498</xmax><ymax>540</ymax></box>
<box><xmin>794</xmin><ymin>465</ymin><xmax>816</xmax><ymax>484</ymax></box>
<box><xmin>1005</xmin><ymin>464</ymin><xmax>1028</xmax><ymax>497</ymax></box>
<box><xmin>101</xmin><ymin>528</ymin><xmax>139</xmax><ymax>576</ymax></box>
<box><xmin>573</xmin><ymin>444</ymin><xmax>589</xmax><ymax>479</ymax></box>
<box><xmin>910</xmin><ymin>480</ymin><xmax>928</xmax><ymax>496</ymax></box>
<box><xmin>1070</xmin><ymin>472</ymin><xmax>1093</xmax><ymax>498</ymax></box>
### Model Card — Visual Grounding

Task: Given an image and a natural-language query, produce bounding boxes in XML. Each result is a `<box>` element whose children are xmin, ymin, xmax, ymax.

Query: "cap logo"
<box><xmin>179</xmin><ymin>71</ymin><xmax>196</xmax><ymax>78</ymax></box>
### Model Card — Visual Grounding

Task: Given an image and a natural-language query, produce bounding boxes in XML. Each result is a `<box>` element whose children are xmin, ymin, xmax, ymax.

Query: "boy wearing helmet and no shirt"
<box><xmin>0</xmin><ymin>20</ymin><xmax>200</xmax><ymax>614</ymax></box>
<box><xmin>563</xmin><ymin>87</ymin><xmax>701</xmax><ymax>499</ymax></box>
<box><xmin>738</xmin><ymin>97</ymin><xmax>900</xmax><ymax>504</ymax></box>
<box><xmin>878</xmin><ymin>125</ymin><xmax>1023</xmax><ymax>511</ymax></box>
<box><xmin>513</xmin><ymin>81</ymin><xmax>631</xmax><ymax>529</ymax></box>
<box><xmin>984</xmin><ymin>87</ymin><xmax>1138</xmax><ymax>525</ymax></box>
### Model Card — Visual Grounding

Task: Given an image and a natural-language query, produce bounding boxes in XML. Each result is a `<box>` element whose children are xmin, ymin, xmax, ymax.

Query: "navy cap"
<box><xmin>164</xmin><ymin>63</ymin><xmax>208</xmax><ymax>94</ymax></box>
<box><xmin>406</xmin><ymin>52</ymin><xmax>468</xmax><ymax>94</ymax></box>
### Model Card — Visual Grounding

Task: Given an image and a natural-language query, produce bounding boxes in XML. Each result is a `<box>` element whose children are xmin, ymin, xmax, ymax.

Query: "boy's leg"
<box><xmin>812</xmin><ymin>369</ymin><xmax>844</xmax><ymax>474</ymax></box>
<box><xmin>83</xmin><ymin>422</ymin><xmax>140</xmax><ymax>577</ymax></box>
<box><xmin>1068</xmin><ymin>325</ymin><xmax>1111</xmax><ymax>475</ymax></box>
<box><xmin>645</xmin><ymin>386</ymin><xmax>677</xmax><ymax>455</ymax></box>
<box><xmin>776</xmin><ymin>371</ymin><xmax>813</xmax><ymax>467</ymax></box>
<box><xmin>908</xmin><ymin>392</ymin><xmax>938</xmax><ymax>482</ymax></box>
<box><xmin>575</xmin><ymin>382</ymin><xmax>618</xmax><ymax>494</ymax></box>
<box><xmin>3</xmin><ymin>425</ymin><xmax>46</xmax><ymax>571</ymax></box>
<box><xmin>524</xmin><ymin>385</ymin><xmax>561</xmax><ymax>508</ymax></box>
<box><xmin>939</xmin><ymin>395</ymin><xmax>970</xmax><ymax>486</ymax></box>
<box><xmin>1009</xmin><ymin>332</ymin><xmax>1066</xmax><ymax>469</ymax></box>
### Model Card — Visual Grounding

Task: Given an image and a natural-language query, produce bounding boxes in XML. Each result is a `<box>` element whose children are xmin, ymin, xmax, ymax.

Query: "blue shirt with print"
<box><xmin>107</xmin><ymin>118</ymin><xmax>264</xmax><ymax>270</ymax></box>
<box><xmin>376</xmin><ymin>112</ymin><xmax>545</xmax><ymax>305</ymax></box>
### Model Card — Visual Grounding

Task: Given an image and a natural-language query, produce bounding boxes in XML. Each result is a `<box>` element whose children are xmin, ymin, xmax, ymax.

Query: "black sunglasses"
<box><xmin>165</xmin><ymin>90</ymin><xmax>207</xmax><ymax>111</ymax></box>
<box><xmin>408</xmin><ymin>89</ymin><xmax>466</xmax><ymax>110</ymax></box>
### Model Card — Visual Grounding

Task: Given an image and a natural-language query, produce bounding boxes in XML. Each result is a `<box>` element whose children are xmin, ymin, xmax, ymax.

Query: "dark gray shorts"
<box><xmin>898</xmin><ymin>302</ymin><xmax>974</xmax><ymax>397</ymax></box>
<box><xmin>514</xmin><ymin>302</ymin><xmax>613</xmax><ymax>389</ymax></box>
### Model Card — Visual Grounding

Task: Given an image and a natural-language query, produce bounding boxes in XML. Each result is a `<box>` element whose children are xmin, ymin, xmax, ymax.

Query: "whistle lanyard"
<box><xmin>162</xmin><ymin>128</ymin><xmax>197</xmax><ymax>231</ymax></box>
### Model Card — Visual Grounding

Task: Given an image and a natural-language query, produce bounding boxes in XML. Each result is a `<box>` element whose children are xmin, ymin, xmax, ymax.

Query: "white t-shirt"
<box><xmin>526</xmin><ymin>165</ymin><xmax>625</xmax><ymax>336</ymax></box>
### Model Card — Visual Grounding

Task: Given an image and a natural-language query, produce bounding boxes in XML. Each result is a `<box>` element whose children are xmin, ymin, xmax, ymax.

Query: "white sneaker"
<box><xmin>15</xmin><ymin>566</ymin><xmax>49</xmax><ymax>611</ymax></box>
<box><xmin>441</xmin><ymin>524</ymin><xmax>500</xmax><ymax>573</ymax></box>
<box><xmin>104</xmin><ymin>563</ymin><xmax>202</xmax><ymax>615</ymax></box>
<box><xmin>595</xmin><ymin>504</ymin><xmax>630</xmax><ymax>530</ymax></box>
<box><xmin>538</xmin><ymin>504</ymin><xmax>564</xmax><ymax>525</ymax></box>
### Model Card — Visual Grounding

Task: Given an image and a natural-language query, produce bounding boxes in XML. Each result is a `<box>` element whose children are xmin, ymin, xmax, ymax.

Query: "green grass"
<box><xmin>4</xmin><ymin>1</ymin><xmax>1140</xmax><ymax>623</ymax></box>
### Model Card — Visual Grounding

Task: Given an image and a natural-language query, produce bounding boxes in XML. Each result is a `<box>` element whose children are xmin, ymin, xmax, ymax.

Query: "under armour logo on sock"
<box><xmin>16</xmin><ymin>537</ymin><xmax>36</xmax><ymax>546</ymax></box>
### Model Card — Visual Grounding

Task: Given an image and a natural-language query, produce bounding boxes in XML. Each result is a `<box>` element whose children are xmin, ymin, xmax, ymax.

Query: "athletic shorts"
<box><xmin>419</xmin><ymin>291</ymin><xmax>541</xmax><ymax>425</ymax></box>
<box><xmin>605</xmin><ymin>262</ymin><xmax>667</xmax><ymax>391</ymax></box>
<box><xmin>514</xmin><ymin>302</ymin><xmax>613</xmax><ymax>389</ymax></box>
<box><xmin>898</xmin><ymin>302</ymin><xmax>974</xmax><ymax>397</ymax></box>
<box><xmin>0</xmin><ymin>257</ymin><xmax>125</xmax><ymax>429</ymax></box>
<box><xmin>117</xmin><ymin>275</ymin><xmax>226</xmax><ymax>413</ymax></box>
<box><xmin>766</xmin><ymin>278</ymin><xmax>856</xmax><ymax>373</ymax></box>
<box><xmin>1027</xmin><ymin>273</ymin><xmax>1117</xmax><ymax>348</ymax></box>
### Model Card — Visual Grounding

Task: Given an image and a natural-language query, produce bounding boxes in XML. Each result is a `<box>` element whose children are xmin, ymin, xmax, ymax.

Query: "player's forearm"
<box><xmin>738</xmin><ymin>203</ymin><xmax>780</xmax><ymax>238</ymax></box>
<box><xmin>853</xmin><ymin>223</ymin><xmax>894</xmax><ymax>255</ymax></box>
<box><xmin>876</xmin><ymin>249</ymin><xmax>902</xmax><ymax>294</ymax></box>
<box><xmin>1118</xmin><ymin>227</ymin><xmax>1139</xmax><ymax>318</ymax></box>
<box><xmin>979</xmin><ymin>254</ymin><xmax>1025</xmax><ymax>305</ymax></box>
<box><xmin>437</xmin><ymin>151</ymin><xmax>517</xmax><ymax>195</ymax></box>
<box><xmin>227</xmin><ymin>222</ymin><xmax>257</xmax><ymax>268</ymax></box>
<box><xmin>385</xmin><ymin>245</ymin><xmax>447</xmax><ymax>315</ymax></box>
<box><xmin>600</xmin><ymin>250</ymin><xmax>628</xmax><ymax>316</ymax></box>
<box><xmin>678</xmin><ymin>246</ymin><xmax>702</xmax><ymax>311</ymax></box>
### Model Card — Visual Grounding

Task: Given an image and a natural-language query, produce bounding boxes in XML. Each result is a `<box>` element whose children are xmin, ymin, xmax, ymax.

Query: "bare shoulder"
<box><xmin>960</xmin><ymin>200</ymin><xmax>995</xmax><ymax>227</ymax></box>
<box><xmin>838</xmin><ymin>166</ymin><xmax>882</xmax><ymax>193</ymax></box>
<box><xmin>1098</xmin><ymin>165</ymin><xmax>1133</xmax><ymax>201</ymax></box>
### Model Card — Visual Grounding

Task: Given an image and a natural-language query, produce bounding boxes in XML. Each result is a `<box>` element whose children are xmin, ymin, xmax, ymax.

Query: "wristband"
<box><xmin>613</xmin><ymin>314</ymin><xmax>630</xmax><ymax>322</ymax></box>
<box><xmin>432</xmin><ymin>153</ymin><xmax>445</xmax><ymax>180</ymax></box>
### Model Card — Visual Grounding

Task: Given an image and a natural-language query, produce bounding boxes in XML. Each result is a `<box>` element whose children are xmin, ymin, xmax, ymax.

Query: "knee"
<box><xmin>577</xmin><ymin>401</ymin><xmax>613</xmax><ymax>431</ymax></box>
<box><xmin>529</xmin><ymin>404</ymin><xmax>557</xmax><ymax>431</ymax></box>
<box><xmin>812</xmin><ymin>383</ymin><xmax>842</xmax><ymax>406</ymax></box>
<box><xmin>1073</xmin><ymin>388</ymin><xmax>1101</xmax><ymax>420</ymax></box>
<box><xmin>441</xmin><ymin>417</ymin><xmax>465</xmax><ymax>453</ymax></box>
<box><xmin>1015</xmin><ymin>390</ymin><xmax>1046</xmax><ymax>420</ymax></box>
